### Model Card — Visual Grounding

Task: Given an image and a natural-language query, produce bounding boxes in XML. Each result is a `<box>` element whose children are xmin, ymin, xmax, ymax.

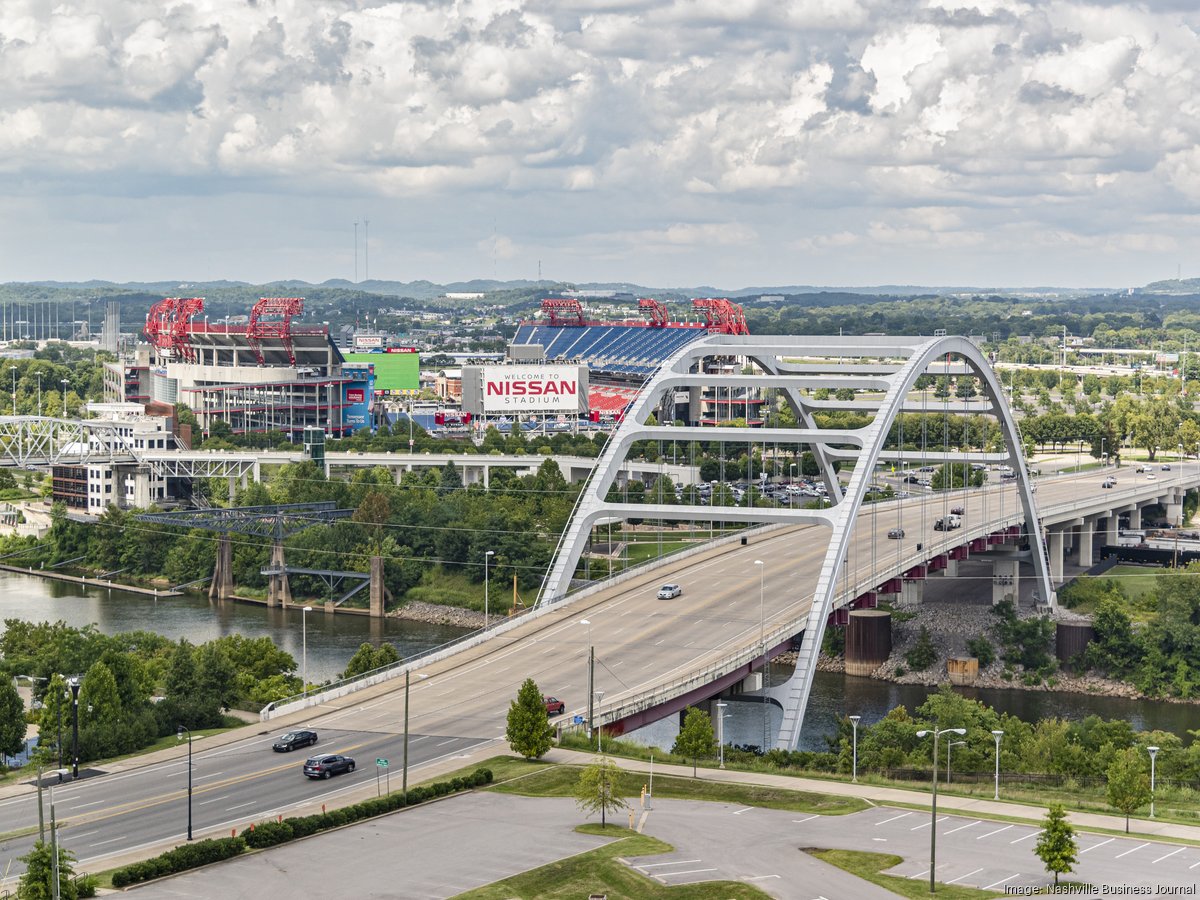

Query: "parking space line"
<box><xmin>660</xmin><ymin>867</ymin><xmax>719</xmax><ymax>878</ymax></box>
<box><xmin>909</xmin><ymin>868</ymin><xmax>929</xmax><ymax>880</ymax></box>
<box><xmin>944</xmin><ymin>820</ymin><xmax>981</xmax><ymax>835</ymax></box>
<box><xmin>732</xmin><ymin>807</ymin><xmax>754</xmax><ymax>815</ymax></box>
<box><xmin>1153</xmin><ymin>847</ymin><xmax>1185</xmax><ymax>864</ymax></box>
<box><xmin>1080</xmin><ymin>837</ymin><xmax>1114</xmax><ymax>854</ymax></box>
<box><xmin>946</xmin><ymin>867</ymin><xmax>983</xmax><ymax>885</ymax></box>
<box><xmin>876</xmin><ymin>812</ymin><xmax>911</xmax><ymax>826</ymax></box>
<box><xmin>1189</xmin><ymin>859</ymin><xmax>1200</xmax><ymax>870</ymax></box>
<box><xmin>792</xmin><ymin>815</ymin><xmax>819</xmax><ymax>824</ymax></box>
<box><xmin>1115</xmin><ymin>842</ymin><xmax>1150</xmax><ymax>859</ymax></box>
<box><xmin>977</xmin><ymin>825</ymin><xmax>1013</xmax><ymax>840</ymax></box>
<box><xmin>634</xmin><ymin>859</ymin><xmax>702</xmax><ymax>869</ymax></box>
<box><xmin>1010</xmin><ymin>829</ymin><xmax>1042</xmax><ymax>844</ymax></box>
<box><xmin>983</xmin><ymin>874</ymin><xmax>1021</xmax><ymax>890</ymax></box>
<box><xmin>912</xmin><ymin>816</ymin><xmax>949</xmax><ymax>830</ymax></box>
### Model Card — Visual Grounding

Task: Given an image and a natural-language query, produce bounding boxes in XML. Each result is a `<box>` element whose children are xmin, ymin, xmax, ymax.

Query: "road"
<box><xmin>0</xmin><ymin>465</ymin><xmax>1183</xmax><ymax>879</ymax></box>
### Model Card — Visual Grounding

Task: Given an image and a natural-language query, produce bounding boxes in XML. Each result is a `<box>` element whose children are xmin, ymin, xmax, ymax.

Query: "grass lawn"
<box><xmin>487</xmin><ymin>759</ymin><xmax>867</xmax><ymax>815</ymax></box>
<box><xmin>1101</xmin><ymin>564</ymin><xmax>1163</xmax><ymax>604</ymax></box>
<box><xmin>808</xmin><ymin>849</ymin><xmax>1001</xmax><ymax>898</ymax></box>
<box><xmin>453</xmin><ymin>824</ymin><xmax>772</xmax><ymax>899</ymax></box>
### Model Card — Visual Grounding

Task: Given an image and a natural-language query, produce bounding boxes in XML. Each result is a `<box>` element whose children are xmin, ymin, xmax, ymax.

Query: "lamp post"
<box><xmin>991</xmin><ymin>729</ymin><xmax>1004</xmax><ymax>801</ymax></box>
<box><xmin>176</xmin><ymin>725</ymin><xmax>193</xmax><ymax>840</ymax></box>
<box><xmin>946</xmin><ymin>740</ymin><xmax>966</xmax><ymax>784</ymax></box>
<box><xmin>717</xmin><ymin>701</ymin><xmax>728</xmax><ymax>768</ymax></box>
<box><xmin>1101</xmin><ymin>438</ymin><xmax>1106</xmax><ymax>468</ymax></box>
<box><xmin>915</xmin><ymin>726</ymin><xmax>967</xmax><ymax>894</ymax></box>
<box><xmin>60</xmin><ymin>378</ymin><xmax>69</xmax><ymax>417</ymax></box>
<box><xmin>849</xmin><ymin>715</ymin><xmax>861</xmax><ymax>783</ymax></box>
<box><xmin>754</xmin><ymin>559</ymin><xmax>766</xmax><ymax>750</ymax></box>
<box><xmin>301</xmin><ymin>606</ymin><xmax>313</xmax><ymax>697</ymax></box>
<box><xmin>594</xmin><ymin>689</ymin><xmax>605</xmax><ymax>752</ymax></box>
<box><xmin>9</xmin><ymin>365</ymin><xmax>16</xmax><ymax>414</ymax></box>
<box><xmin>46</xmin><ymin>767</ymin><xmax>68</xmax><ymax>900</ymax></box>
<box><xmin>68</xmin><ymin>677</ymin><xmax>80</xmax><ymax>779</ymax></box>
<box><xmin>1148</xmin><ymin>745</ymin><xmax>1160</xmax><ymax>818</ymax></box>
<box><xmin>581</xmin><ymin>618</ymin><xmax>594</xmax><ymax>739</ymax></box>
<box><xmin>483</xmin><ymin>549</ymin><xmax>495</xmax><ymax>628</ymax></box>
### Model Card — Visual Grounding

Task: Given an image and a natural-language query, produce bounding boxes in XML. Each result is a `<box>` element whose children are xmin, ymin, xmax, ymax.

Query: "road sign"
<box><xmin>376</xmin><ymin>758</ymin><xmax>389</xmax><ymax>768</ymax></box>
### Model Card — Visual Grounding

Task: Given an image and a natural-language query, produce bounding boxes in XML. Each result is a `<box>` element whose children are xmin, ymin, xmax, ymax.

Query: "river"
<box><xmin>1</xmin><ymin>573</ymin><xmax>1195</xmax><ymax>745</ymax></box>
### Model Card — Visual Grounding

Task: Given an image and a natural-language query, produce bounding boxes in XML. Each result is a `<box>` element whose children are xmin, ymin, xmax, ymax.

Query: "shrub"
<box><xmin>905</xmin><ymin>626</ymin><xmax>938</xmax><ymax>671</ymax></box>
<box><xmin>241</xmin><ymin>820</ymin><xmax>294</xmax><ymax>849</ymax></box>
<box><xmin>110</xmin><ymin>837</ymin><xmax>246</xmax><ymax>887</ymax></box>
<box><xmin>966</xmin><ymin>635</ymin><xmax>995</xmax><ymax>667</ymax></box>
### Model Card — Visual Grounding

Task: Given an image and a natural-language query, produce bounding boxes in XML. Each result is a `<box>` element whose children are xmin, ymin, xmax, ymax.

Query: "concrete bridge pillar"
<box><xmin>267</xmin><ymin>539</ymin><xmax>292</xmax><ymax>609</ymax></box>
<box><xmin>369</xmin><ymin>555</ymin><xmax>386</xmax><ymax>618</ymax></box>
<box><xmin>1129</xmin><ymin>505</ymin><xmax>1142</xmax><ymax>529</ymax></box>
<box><xmin>1167</xmin><ymin>490</ymin><xmax>1184</xmax><ymax>526</ymax></box>
<box><xmin>900</xmin><ymin>578</ymin><xmax>924</xmax><ymax>606</ymax></box>
<box><xmin>208</xmin><ymin>533</ymin><xmax>234</xmax><ymax>602</ymax></box>
<box><xmin>1105</xmin><ymin>515</ymin><xmax>1119</xmax><ymax>546</ymax></box>
<box><xmin>1078</xmin><ymin>518</ymin><xmax>1095</xmax><ymax>568</ymax></box>
<box><xmin>943</xmin><ymin>558</ymin><xmax>959</xmax><ymax>578</ymax></box>
<box><xmin>227</xmin><ymin>477</ymin><xmax>236</xmax><ymax>504</ymax></box>
<box><xmin>991</xmin><ymin>558</ymin><xmax>1018</xmax><ymax>606</ymax></box>
<box><xmin>1048</xmin><ymin>527</ymin><xmax>1065</xmax><ymax>585</ymax></box>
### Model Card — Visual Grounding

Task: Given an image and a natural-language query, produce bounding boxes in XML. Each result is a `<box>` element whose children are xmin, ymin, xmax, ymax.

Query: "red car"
<box><xmin>543</xmin><ymin>696</ymin><xmax>566</xmax><ymax>716</ymax></box>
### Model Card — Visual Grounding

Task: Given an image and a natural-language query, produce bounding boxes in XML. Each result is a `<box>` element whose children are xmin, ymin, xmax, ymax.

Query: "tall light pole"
<box><xmin>594</xmin><ymin>689</ymin><xmax>605</xmax><ymax>752</ymax></box>
<box><xmin>916</xmin><ymin>726</ymin><xmax>967</xmax><ymax>894</ymax></box>
<box><xmin>991</xmin><ymin>729</ymin><xmax>1004</xmax><ymax>801</ymax></box>
<box><xmin>301</xmin><ymin>606</ymin><xmax>313</xmax><ymax>697</ymax></box>
<box><xmin>176</xmin><ymin>725</ymin><xmax>193</xmax><ymax>840</ymax></box>
<box><xmin>483</xmin><ymin>549</ymin><xmax>495</xmax><ymax>628</ymax></box>
<box><xmin>1148</xmin><ymin>745</ymin><xmax>1160</xmax><ymax>818</ymax></box>
<box><xmin>68</xmin><ymin>677</ymin><xmax>80</xmax><ymax>779</ymax></box>
<box><xmin>60</xmin><ymin>378</ymin><xmax>69</xmax><ymax>417</ymax></box>
<box><xmin>947</xmin><ymin>740</ymin><xmax>966</xmax><ymax>784</ymax></box>
<box><xmin>1101</xmin><ymin>438</ymin><xmax>1106</xmax><ymax>468</ymax></box>
<box><xmin>754</xmin><ymin>559</ymin><xmax>766</xmax><ymax>750</ymax></box>
<box><xmin>849</xmin><ymin>715</ymin><xmax>861</xmax><ymax>783</ymax></box>
<box><xmin>46</xmin><ymin>767</ymin><xmax>68</xmax><ymax>900</ymax></box>
<box><xmin>717</xmin><ymin>701</ymin><xmax>728</xmax><ymax>768</ymax></box>
<box><xmin>9</xmin><ymin>365</ymin><xmax>16</xmax><ymax>414</ymax></box>
<box><xmin>581</xmin><ymin>619</ymin><xmax>594</xmax><ymax>740</ymax></box>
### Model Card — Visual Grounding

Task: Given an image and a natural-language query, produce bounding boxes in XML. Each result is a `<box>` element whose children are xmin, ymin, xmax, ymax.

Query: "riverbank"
<box><xmin>0</xmin><ymin>562</ymin><xmax>179</xmax><ymax>597</ymax></box>
<box><xmin>390</xmin><ymin>599</ymin><xmax>487</xmax><ymax>629</ymax></box>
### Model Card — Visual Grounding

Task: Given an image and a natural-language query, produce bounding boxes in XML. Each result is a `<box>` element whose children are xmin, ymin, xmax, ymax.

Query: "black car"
<box><xmin>887</xmin><ymin>528</ymin><xmax>905</xmax><ymax>539</ymax></box>
<box><xmin>303</xmin><ymin>754</ymin><xmax>356</xmax><ymax>779</ymax></box>
<box><xmin>273</xmin><ymin>730</ymin><xmax>318</xmax><ymax>752</ymax></box>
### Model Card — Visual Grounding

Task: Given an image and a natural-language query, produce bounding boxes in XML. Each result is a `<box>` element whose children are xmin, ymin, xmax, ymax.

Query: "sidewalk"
<box><xmin>545</xmin><ymin>747</ymin><xmax>1200</xmax><ymax>844</ymax></box>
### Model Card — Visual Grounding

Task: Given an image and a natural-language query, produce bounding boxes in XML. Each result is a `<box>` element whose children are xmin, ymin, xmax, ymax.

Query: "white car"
<box><xmin>657</xmin><ymin>583</ymin><xmax>682</xmax><ymax>599</ymax></box>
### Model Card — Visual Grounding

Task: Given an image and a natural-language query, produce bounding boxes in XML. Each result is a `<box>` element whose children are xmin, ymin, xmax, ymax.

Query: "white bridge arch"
<box><xmin>539</xmin><ymin>334</ymin><xmax>1055</xmax><ymax>749</ymax></box>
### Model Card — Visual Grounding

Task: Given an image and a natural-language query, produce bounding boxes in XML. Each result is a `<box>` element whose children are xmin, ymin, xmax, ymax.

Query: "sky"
<box><xmin>1</xmin><ymin>0</ymin><xmax>1199</xmax><ymax>290</ymax></box>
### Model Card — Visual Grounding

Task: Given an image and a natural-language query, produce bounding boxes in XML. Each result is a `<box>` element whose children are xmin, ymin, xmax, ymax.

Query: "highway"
<box><xmin>0</xmin><ymin>463</ymin><xmax>1192</xmax><ymax>878</ymax></box>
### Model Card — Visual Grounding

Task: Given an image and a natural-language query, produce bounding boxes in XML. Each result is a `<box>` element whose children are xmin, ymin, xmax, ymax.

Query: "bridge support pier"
<box><xmin>267</xmin><ymin>540</ymin><xmax>292</xmax><ymax>608</ymax></box>
<box><xmin>1078</xmin><ymin>518</ymin><xmax>1095</xmax><ymax>568</ymax></box>
<box><xmin>1105</xmin><ymin>515</ymin><xmax>1119</xmax><ymax>546</ymax></box>
<box><xmin>942</xmin><ymin>557</ymin><xmax>959</xmax><ymax>578</ymax></box>
<box><xmin>209</xmin><ymin>533</ymin><xmax>234</xmax><ymax>602</ymax></box>
<box><xmin>991</xmin><ymin>559</ymin><xmax>1018</xmax><ymax>606</ymax></box>
<box><xmin>1048</xmin><ymin>527</ymin><xmax>1065</xmax><ymax>585</ymax></box>
<box><xmin>369</xmin><ymin>555</ymin><xmax>386</xmax><ymax>618</ymax></box>
<box><xmin>1167</xmin><ymin>492</ymin><xmax>1184</xmax><ymax>526</ymax></box>
<box><xmin>1129</xmin><ymin>505</ymin><xmax>1142</xmax><ymax>529</ymax></box>
<box><xmin>900</xmin><ymin>578</ymin><xmax>924</xmax><ymax>606</ymax></box>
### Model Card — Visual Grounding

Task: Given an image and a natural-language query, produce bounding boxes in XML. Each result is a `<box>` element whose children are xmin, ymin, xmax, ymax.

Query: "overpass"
<box><xmin>267</xmin><ymin>335</ymin><xmax>1197</xmax><ymax>752</ymax></box>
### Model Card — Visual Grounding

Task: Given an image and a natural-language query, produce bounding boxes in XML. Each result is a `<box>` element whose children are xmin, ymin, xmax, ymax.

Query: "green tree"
<box><xmin>905</xmin><ymin>626</ymin><xmax>938</xmax><ymax>671</ymax></box>
<box><xmin>78</xmin><ymin>661</ymin><xmax>123</xmax><ymax>759</ymax></box>
<box><xmin>505</xmin><ymin>677</ymin><xmax>553</xmax><ymax>760</ymax></box>
<box><xmin>0</xmin><ymin>676</ymin><xmax>27</xmax><ymax>759</ymax></box>
<box><xmin>574</xmin><ymin>757</ymin><xmax>628</xmax><ymax>827</ymax></box>
<box><xmin>18</xmin><ymin>840</ymin><xmax>79</xmax><ymax>900</ymax></box>
<box><xmin>672</xmin><ymin>707</ymin><xmax>715</xmax><ymax>776</ymax></box>
<box><xmin>341</xmin><ymin>642</ymin><xmax>402</xmax><ymax>679</ymax></box>
<box><xmin>35</xmin><ymin>674</ymin><xmax>69</xmax><ymax>767</ymax></box>
<box><xmin>1034</xmin><ymin>804</ymin><xmax>1077</xmax><ymax>886</ymax></box>
<box><xmin>1106</xmin><ymin>747</ymin><xmax>1151</xmax><ymax>832</ymax></box>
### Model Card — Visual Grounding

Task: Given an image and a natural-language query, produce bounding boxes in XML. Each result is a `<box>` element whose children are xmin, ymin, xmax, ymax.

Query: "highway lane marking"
<box><xmin>194</xmin><ymin>771</ymin><xmax>226</xmax><ymax>781</ymax></box>
<box><xmin>976</xmin><ymin>825</ymin><xmax>1013</xmax><ymax>839</ymax></box>
<box><xmin>983</xmin><ymin>874</ymin><xmax>1021</xmax><ymax>890</ymax></box>
<box><xmin>1080</xmin><ymin>837</ymin><xmax>1114</xmax><ymax>854</ymax></box>
<box><xmin>67</xmin><ymin>800</ymin><xmax>104</xmax><ymax>810</ymax></box>
<box><xmin>945</xmin><ymin>868</ymin><xmax>983</xmax><ymax>885</ymax></box>
<box><xmin>1153</xmin><ymin>847</ymin><xmax>1185</xmax><ymax>864</ymax></box>
<box><xmin>944</xmin><ymin>820</ymin><xmax>981</xmax><ymax>835</ymax></box>
<box><xmin>198</xmin><ymin>795</ymin><xmax>230</xmax><ymax>805</ymax></box>
<box><xmin>655</xmin><ymin>639</ymin><xmax>665</xmax><ymax>645</ymax></box>
<box><xmin>1115</xmin><ymin>842</ymin><xmax>1150</xmax><ymax>859</ymax></box>
<box><xmin>87</xmin><ymin>836</ymin><xmax>126</xmax><ymax>846</ymax></box>
<box><xmin>71</xmin><ymin>829</ymin><xmax>99</xmax><ymax>838</ymax></box>
<box><xmin>911</xmin><ymin>816</ymin><xmax>949</xmax><ymax>830</ymax></box>
<box><xmin>1010</xmin><ymin>830</ymin><xmax>1041</xmax><ymax>844</ymax></box>
<box><xmin>226</xmin><ymin>801</ymin><xmax>256</xmax><ymax>811</ymax></box>
<box><xmin>875</xmin><ymin>812</ymin><xmax>912</xmax><ymax>825</ymax></box>
<box><xmin>435</xmin><ymin>738</ymin><xmax>458</xmax><ymax>747</ymax></box>
<box><xmin>792</xmin><ymin>815</ymin><xmax>819</xmax><ymax>824</ymax></box>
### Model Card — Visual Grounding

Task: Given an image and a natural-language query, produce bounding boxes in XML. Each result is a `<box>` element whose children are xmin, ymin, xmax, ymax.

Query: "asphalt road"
<box><xmin>0</xmin><ymin>727</ymin><xmax>487</xmax><ymax>878</ymax></box>
<box><xmin>0</xmin><ymin>465</ymin><xmax>1171</xmax><ymax>879</ymax></box>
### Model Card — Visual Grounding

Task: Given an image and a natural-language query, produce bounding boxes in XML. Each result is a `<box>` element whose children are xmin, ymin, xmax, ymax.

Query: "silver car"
<box><xmin>657</xmin><ymin>583</ymin><xmax>682</xmax><ymax>599</ymax></box>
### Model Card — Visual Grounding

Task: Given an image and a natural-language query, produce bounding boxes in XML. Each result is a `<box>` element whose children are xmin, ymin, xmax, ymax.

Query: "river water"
<box><xmin>1</xmin><ymin>573</ymin><xmax>1194</xmax><ymax>745</ymax></box>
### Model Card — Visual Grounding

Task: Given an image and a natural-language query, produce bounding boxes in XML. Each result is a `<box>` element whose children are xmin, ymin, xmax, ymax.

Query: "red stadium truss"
<box><xmin>541</xmin><ymin>298</ymin><xmax>585</xmax><ymax>326</ymax></box>
<box><xmin>248</xmin><ymin>297</ymin><xmax>305</xmax><ymax>365</ymax></box>
<box><xmin>637</xmin><ymin>298</ymin><xmax>670</xmax><ymax>327</ymax></box>
<box><xmin>692</xmin><ymin>298</ymin><xmax>749</xmax><ymax>335</ymax></box>
<box><xmin>144</xmin><ymin>297</ymin><xmax>206</xmax><ymax>360</ymax></box>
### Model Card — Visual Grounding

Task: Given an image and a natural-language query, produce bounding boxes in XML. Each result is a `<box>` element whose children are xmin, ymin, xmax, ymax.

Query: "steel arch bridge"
<box><xmin>539</xmin><ymin>334</ymin><xmax>1054</xmax><ymax>750</ymax></box>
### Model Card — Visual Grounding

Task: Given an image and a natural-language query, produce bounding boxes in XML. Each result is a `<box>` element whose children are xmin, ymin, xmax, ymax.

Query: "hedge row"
<box><xmin>109</xmin><ymin>768</ymin><xmax>493</xmax><ymax>887</ymax></box>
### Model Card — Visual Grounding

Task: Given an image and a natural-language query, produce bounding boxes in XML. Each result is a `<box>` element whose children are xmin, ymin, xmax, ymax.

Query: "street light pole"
<box><xmin>1148</xmin><ymin>745</ymin><xmax>1160</xmax><ymax>818</ymax></box>
<box><xmin>484</xmin><ymin>549</ymin><xmax>495</xmax><ymax>628</ymax></box>
<box><xmin>582</xmin><ymin>619</ymin><xmax>594</xmax><ymax>740</ymax></box>
<box><xmin>991</xmin><ymin>730</ymin><xmax>1004</xmax><ymax>801</ymax></box>
<box><xmin>916</xmin><ymin>726</ymin><xmax>967</xmax><ymax>894</ymax></box>
<box><xmin>47</xmin><ymin>768</ymin><xmax>68</xmax><ymax>900</ymax></box>
<box><xmin>176</xmin><ymin>726</ymin><xmax>193</xmax><ymax>840</ymax></box>
<box><xmin>594</xmin><ymin>689</ymin><xmax>605</xmax><ymax>752</ymax></box>
<box><xmin>301</xmin><ymin>606</ymin><xmax>312</xmax><ymax>697</ymax></box>
<box><xmin>9</xmin><ymin>365</ymin><xmax>16</xmax><ymax>414</ymax></box>
<box><xmin>68</xmin><ymin>678</ymin><xmax>80</xmax><ymax>779</ymax></box>
<box><xmin>849</xmin><ymin>715</ymin><xmax>861</xmax><ymax>783</ymax></box>
<box><xmin>717</xmin><ymin>702</ymin><xmax>728</xmax><ymax>769</ymax></box>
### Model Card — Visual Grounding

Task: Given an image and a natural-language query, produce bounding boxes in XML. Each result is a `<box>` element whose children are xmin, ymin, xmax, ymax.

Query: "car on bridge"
<box><xmin>543</xmin><ymin>696</ymin><xmax>566</xmax><ymax>716</ymax></box>
<box><xmin>950</xmin><ymin>505</ymin><xmax>965</xmax><ymax>516</ymax></box>
<box><xmin>1163</xmin><ymin>464</ymin><xmax>1172</xmax><ymax>471</ymax></box>
<box><xmin>273</xmin><ymin>730</ymin><xmax>318</xmax><ymax>752</ymax></box>
<box><xmin>887</xmin><ymin>528</ymin><xmax>905</xmax><ymax>539</ymax></box>
<box><xmin>934</xmin><ymin>514</ymin><xmax>962</xmax><ymax>531</ymax></box>
<box><xmin>1102</xmin><ymin>478</ymin><xmax>1116</xmax><ymax>488</ymax></box>
<box><xmin>657</xmin><ymin>583</ymin><xmax>682</xmax><ymax>599</ymax></box>
<box><xmin>303</xmin><ymin>754</ymin><xmax>356</xmax><ymax>779</ymax></box>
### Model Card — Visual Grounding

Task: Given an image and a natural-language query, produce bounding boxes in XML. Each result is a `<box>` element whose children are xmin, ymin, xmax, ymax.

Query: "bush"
<box><xmin>966</xmin><ymin>635</ymin><xmax>995</xmax><ymax>667</ymax></box>
<box><xmin>905</xmin><ymin>626</ymin><xmax>938</xmax><ymax>671</ymax></box>
<box><xmin>241</xmin><ymin>819</ymin><xmax>294</xmax><ymax>849</ymax></box>
<box><xmin>110</xmin><ymin>837</ymin><xmax>246</xmax><ymax>887</ymax></box>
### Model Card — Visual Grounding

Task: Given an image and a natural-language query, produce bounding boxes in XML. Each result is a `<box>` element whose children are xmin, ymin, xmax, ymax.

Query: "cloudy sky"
<box><xmin>2</xmin><ymin>0</ymin><xmax>1198</xmax><ymax>288</ymax></box>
